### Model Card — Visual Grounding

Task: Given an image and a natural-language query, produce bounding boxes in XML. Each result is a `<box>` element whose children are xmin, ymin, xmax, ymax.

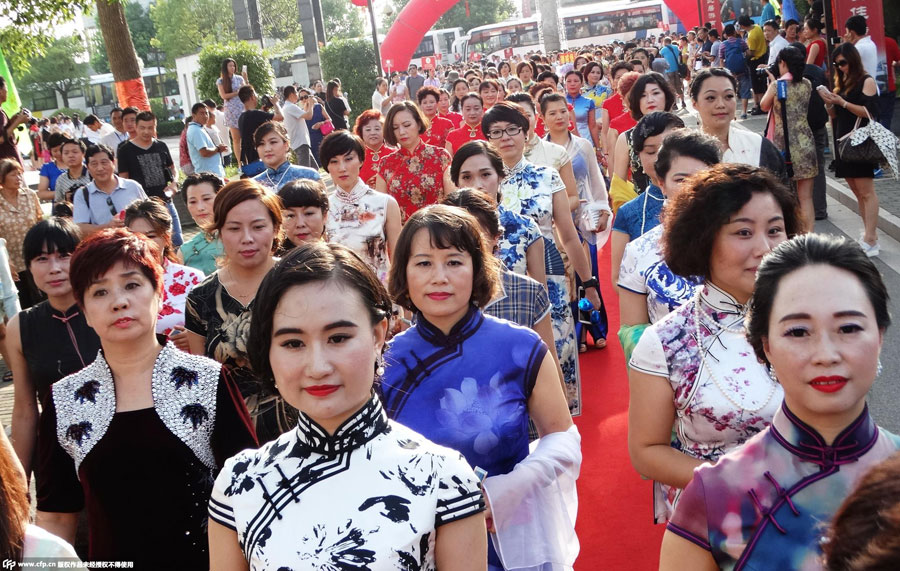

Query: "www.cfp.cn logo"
<box><xmin>2</xmin><ymin>559</ymin><xmax>15</xmax><ymax>570</ymax></box>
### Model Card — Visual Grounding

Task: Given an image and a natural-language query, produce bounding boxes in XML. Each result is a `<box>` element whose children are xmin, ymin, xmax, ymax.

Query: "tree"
<box><xmin>196</xmin><ymin>42</ymin><xmax>275</xmax><ymax>104</ymax></box>
<box><xmin>382</xmin><ymin>0</ymin><xmax>512</xmax><ymax>34</ymax></box>
<box><xmin>320</xmin><ymin>38</ymin><xmax>377</xmax><ymax>125</ymax></box>
<box><xmin>96</xmin><ymin>0</ymin><xmax>150</xmax><ymax>109</ymax></box>
<box><xmin>89</xmin><ymin>2</ymin><xmax>158</xmax><ymax>74</ymax></box>
<box><xmin>150</xmin><ymin>0</ymin><xmax>237</xmax><ymax>69</ymax></box>
<box><xmin>0</xmin><ymin>0</ymin><xmax>93</xmax><ymax>72</ymax></box>
<box><xmin>321</xmin><ymin>0</ymin><xmax>366</xmax><ymax>40</ymax></box>
<box><xmin>18</xmin><ymin>35</ymin><xmax>91</xmax><ymax>108</ymax></box>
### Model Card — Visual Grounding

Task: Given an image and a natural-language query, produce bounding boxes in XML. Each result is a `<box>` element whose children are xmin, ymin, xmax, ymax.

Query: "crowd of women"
<box><xmin>0</xmin><ymin>30</ymin><xmax>897</xmax><ymax>571</ymax></box>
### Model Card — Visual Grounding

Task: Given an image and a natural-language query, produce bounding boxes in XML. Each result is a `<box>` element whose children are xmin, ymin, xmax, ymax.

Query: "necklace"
<box><xmin>264</xmin><ymin>164</ymin><xmax>290</xmax><ymax>190</ymax></box>
<box><xmin>466</xmin><ymin>124</ymin><xmax>479</xmax><ymax>138</ymax></box>
<box><xmin>223</xmin><ymin>267</ymin><xmax>261</xmax><ymax>303</ymax></box>
<box><xmin>369</xmin><ymin>144</ymin><xmax>385</xmax><ymax>162</ymax></box>
<box><xmin>692</xmin><ymin>292</ymin><xmax>778</xmax><ymax>413</ymax></box>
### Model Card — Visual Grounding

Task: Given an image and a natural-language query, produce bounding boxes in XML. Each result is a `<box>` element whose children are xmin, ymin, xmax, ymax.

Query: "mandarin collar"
<box><xmin>291</xmin><ymin>394</ymin><xmax>389</xmax><ymax>458</ymax></box>
<box><xmin>265</xmin><ymin>161</ymin><xmax>291</xmax><ymax>176</ymax></box>
<box><xmin>399</xmin><ymin>139</ymin><xmax>425</xmax><ymax>157</ymax></box>
<box><xmin>698</xmin><ymin>283</ymin><xmax>748</xmax><ymax>327</ymax></box>
<box><xmin>646</xmin><ymin>184</ymin><xmax>665</xmax><ymax>201</ymax></box>
<box><xmin>504</xmin><ymin>157</ymin><xmax>530</xmax><ymax>177</ymax></box>
<box><xmin>416</xmin><ymin>305</ymin><xmax>483</xmax><ymax>347</ymax></box>
<box><xmin>771</xmin><ymin>403</ymin><xmax>878</xmax><ymax>467</ymax></box>
<box><xmin>50</xmin><ymin>302</ymin><xmax>83</xmax><ymax>319</ymax></box>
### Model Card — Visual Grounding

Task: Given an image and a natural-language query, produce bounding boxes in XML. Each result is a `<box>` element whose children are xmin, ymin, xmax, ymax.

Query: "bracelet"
<box><xmin>842</xmin><ymin>100</ymin><xmax>848</xmax><ymax>109</ymax></box>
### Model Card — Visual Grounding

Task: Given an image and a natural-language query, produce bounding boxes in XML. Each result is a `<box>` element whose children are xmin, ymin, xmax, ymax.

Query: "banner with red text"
<box><xmin>832</xmin><ymin>0</ymin><xmax>887</xmax><ymax>91</ymax></box>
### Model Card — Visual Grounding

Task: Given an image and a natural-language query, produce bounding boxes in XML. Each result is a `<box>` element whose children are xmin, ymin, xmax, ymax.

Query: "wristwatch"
<box><xmin>582</xmin><ymin>278</ymin><xmax>599</xmax><ymax>290</ymax></box>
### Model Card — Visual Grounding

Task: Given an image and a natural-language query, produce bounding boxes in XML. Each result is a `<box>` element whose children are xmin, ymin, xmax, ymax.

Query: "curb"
<box><xmin>824</xmin><ymin>176</ymin><xmax>900</xmax><ymax>242</ymax></box>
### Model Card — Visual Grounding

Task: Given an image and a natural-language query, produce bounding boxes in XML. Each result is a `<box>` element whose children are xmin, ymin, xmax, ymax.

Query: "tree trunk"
<box><xmin>538</xmin><ymin>0</ymin><xmax>561</xmax><ymax>53</ymax></box>
<box><xmin>60</xmin><ymin>91</ymin><xmax>69</xmax><ymax>108</ymax></box>
<box><xmin>95</xmin><ymin>0</ymin><xmax>150</xmax><ymax>109</ymax></box>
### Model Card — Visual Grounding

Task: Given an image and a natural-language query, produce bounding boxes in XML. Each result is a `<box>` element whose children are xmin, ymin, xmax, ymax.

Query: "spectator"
<box><xmin>389</xmin><ymin>72</ymin><xmax>408</xmax><ymax>104</ymax></box>
<box><xmin>178</xmin><ymin>117</ymin><xmax>194</xmax><ymax>176</ymax></box>
<box><xmin>803</xmin><ymin>18</ymin><xmax>827</xmax><ymax>68</ymax></box>
<box><xmin>844</xmin><ymin>15</ymin><xmax>879</xmax><ymax>82</ymax></box>
<box><xmin>763</xmin><ymin>19</ymin><xmax>789</xmax><ymax>66</ymax></box>
<box><xmin>99</xmin><ymin>107</ymin><xmax>128</xmax><ymax>151</ymax></box>
<box><xmin>660</xmin><ymin>38</ymin><xmax>683</xmax><ymax>108</ymax></box>
<box><xmin>36</xmin><ymin>133</ymin><xmax>67</xmax><ymax>201</ymax></box>
<box><xmin>216</xmin><ymin>58</ymin><xmax>247</xmax><ymax>171</ymax></box>
<box><xmin>212</xmin><ymin>104</ymin><xmax>231</xmax><ymax>163</ymax></box>
<box><xmin>187</xmin><ymin>103</ymin><xmax>227</xmax><ymax>178</ymax></box>
<box><xmin>880</xmin><ymin>36</ymin><xmax>899</xmax><ymax>129</ymax></box>
<box><xmin>739</xmin><ymin>15</ymin><xmax>769</xmax><ymax>114</ymax></box>
<box><xmin>237</xmin><ymin>84</ymin><xmax>283</xmax><ymax>174</ymax></box>
<box><xmin>281</xmin><ymin>85</ymin><xmax>315</xmax><ymax>168</ymax></box>
<box><xmin>323</xmin><ymin>79</ymin><xmax>350</xmax><ymax>131</ymax></box>
<box><xmin>118</xmin><ymin>106</ymin><xmax>139</xmax><ymax>146</ymax></box>
<box><xmin>180</xmin><ymin>172</ymin><xmax>225</xmax><ymax>275</ymax></box>
<box><xmin>53</xmin><ymin>138</ymin><xmax>91</xmax><ymax>204</ymax></box>
<box><xmin>371</xmin><ymin>77</ymin><xmax>390</xmax><ymax>115</ymax></box>
<box><xmin>117</xmin><ymin>111</ymin><xmax>183</xmax><ymax>247</ymax></box>
<box><xmin>722</xmin><ymin>24</ymin><xmax>752</xmax><ymax>119</ymax></box>
<box><xmin>406</xmin><ymin>64</ymin><xmax>426</xmax><ymax>100</ymax></box>
<box><xmin>203</xmin><ymin>99</ymin><xmax>231</xmax><ymax>167</ymax></box>
<box><xmin>417</xmin><ymin>86</ymin><xmax>455</xmax><ymax>148</ymax></box>
<box><xmin>81</xmin><ymin>114</ymin><xmax>113</xmax><ymax>146</ymax></box>
<box><xmin>0</xmin><ymin>77</ymin><xmax>27</xmax><ymax>167</ymax></box>
<box><xmin>73</xmin><ymin>144</ymin><xmax>148</xmax><ymax>235</ymax></box>
<box><xmin>783</xmin><ymin>18</ymin><xmax>800</xmax><ymax>43</ymax></box>
<box><xmin>760</xmin><ymin>0</ymin><xmax>776</xmax><ymax>24</ymax></box>
<box><xmin>0</xmin><ymin>159</ymin><xmax>43</xmax><ymax>308</ymax></box>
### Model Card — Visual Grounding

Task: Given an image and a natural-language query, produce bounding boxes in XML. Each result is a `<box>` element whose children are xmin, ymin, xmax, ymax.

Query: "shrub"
<box><xmin>52</xmin><ymin>107</ymin><xmax>89</xmax><ymax>118</ymax></box>
<box><xmin>320</xmin><ymin>38</ymin><xmax>379</xmax><ymax>127</ymax></box>
<box><xmin>157</xmin><ymin>119</ymin><xmax>185</xmax><ymax>137</ymax></box>
<box><xmin>196</xmin><ymin>42</ymin><xmax>275</xmax><ymax>105</ymax></box>
<box><xmin>149</xmin><ymin>98</ymin><xmax>170</xmax><ymax>121</ymax></box>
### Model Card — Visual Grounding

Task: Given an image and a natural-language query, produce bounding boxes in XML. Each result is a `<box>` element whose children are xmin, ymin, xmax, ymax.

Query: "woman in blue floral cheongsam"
<box><xmin>381</xmin><ymin>205</ymin><xmax>580</xmax><ymax>571</ymax></box>
<box><xmin>481</xmin><ymin>103</ymin><xmax>602</xmax><ymax>416</ymax></box>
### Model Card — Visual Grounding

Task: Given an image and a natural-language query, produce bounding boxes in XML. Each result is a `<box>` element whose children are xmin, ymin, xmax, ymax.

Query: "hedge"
<box><xmin>157</xmin><ymin>120</ymin><xmax>185</xmax><ymax>137</ymax></box>
<box><xmin>196</xmin><ymin>42</ymin><xmax>276</xmax><ymax>105</ymax></box>
<box><xmin>320</xmin><ymin>38</ymin><xmax>379</xmax><ymax>127</ymax></box>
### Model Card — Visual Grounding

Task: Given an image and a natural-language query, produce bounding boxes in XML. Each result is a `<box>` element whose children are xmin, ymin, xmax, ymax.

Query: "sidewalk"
<box><xmin>682</xmin><ymin>98</ymin><xmax>900</xmax><ymax>240</ymax></box>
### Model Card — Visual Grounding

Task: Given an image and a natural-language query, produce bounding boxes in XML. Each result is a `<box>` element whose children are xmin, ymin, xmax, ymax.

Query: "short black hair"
<box><xmin>277</xmin><ymin>179</ymin><xmax>329</xmax><ymax>212</ymax></box>
<box><xmin>627</xmin><ymin>72</ymin><xmax>676</xmax><ymax>120</ymax></box>
<box><xmin>481</xmin><ymin>101</ymin><xmax>530</xmax><ymax>138</ymax></box>
<box><xmin>654</xmin><ymin>128</ymin><xmax>721</xmax><ymax>181</ymax></box>
<box><xmin>181</xmin><ymin>171</ymin><xmax>225</xmax><ymax>195</ymax></box>
<box><xmin>191</xmin><ymin>102</ymin><xmax>208</xmax><ymax>115</ymax></box>
<box><xmin>738</xmin><ymin>15</ymin><xmax>753</xmax><ymax>27</ymax></box>
<box><xmin>203</xmin><ymin>98</ymin><xmax>217</xmax><ymax>108</ymax></box>
<box><xmin>631</xmin><ymin>112</ymin><xmax>685</xmax><ymax>153</ymax></box>
<box><xmin>747</xmin><ymin>234</ymin><xmax>890</xmax><ymax>365</ymax></box>
<box><xmin>121</xmin><ymin>106</ymin><xmax>139</xmax><ymax>118</ymax></box>
<box><xmin>610</xmin><ymin>61</ymin><xmax>633</xmax><ymax>78</ymax></box>
<box><xmin>537</xmin><ymin>70</ymin><xmax>559</xmax><ymax>84</ymax></box>
<box><xmin>24</xmin><ymin>217</ymin><xmax>81</xmax><ymax>268</ymax></box>
<box><xmin>319</xmin><ymin>131</ymin><xmax>365</xmax><ymax>167</ymax></box>
<box><xmin>85</xmin><ymin>143</ymin><xmax>114</xmax><ymax>162</ymax></box>
<box><xmin>83</xmin><ymin>114</ymin><xmax>99</xmax><ymax>126</ymax></box>
<box><xmin>61</xmin><ymin>138</ymin><xmax>86</xmax><ymax>154</ymax></box>
<box><xmin>442</xmin><ymin>189</ymin><xmax>502</xmax><ymax>238</ymax></box>
<box><xmin>238</xmin><ymin>85</ymin><xmax>256</xmax><ymax>103</ymax></box>
<box><xmin>763</xmin><ymin>19</ymin><xmax>779</xmax><ymax>31</ymax></box>
<box><xmin>505</xmin><ymin>92</ymin><xmax>536</xmax><ymax>114</ymax></box>
<box><xmin>253</xmin><ymin>121</ymin><xmax>288</xmax><ymax>148</ymax></box>
<box><xmin>135</xmin><ymin>111</ymin><xmax>156</xmax><ymax>124</ymax></box>
<box><xmin>845</xmin><ymin>14</ymin><xmax>867</xmax><ymax>36</ymax></box>
<box><xmin>690</xmin><ymin>67</ymin><xmax>738</xmax><ymax>101</ymax></box>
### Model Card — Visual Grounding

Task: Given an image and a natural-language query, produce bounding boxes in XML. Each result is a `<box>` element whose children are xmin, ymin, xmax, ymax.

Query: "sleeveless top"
<box><xmin>326</xmin><ymin>180</ymin><xmax>392</xmax><ymax>283</ymax></box>
<box><xmin>19</xmin><ymin>301</ymin><xmax>101</xmax><ymax>405</ymax></box>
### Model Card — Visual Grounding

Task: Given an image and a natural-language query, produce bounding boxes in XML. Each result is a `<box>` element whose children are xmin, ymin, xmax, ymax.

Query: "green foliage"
<box><xmin>0</xmin><ymin>0</ymin><xmax>93</xmax><ymax>72</ymax></box>
<box><xmin>320</xmin><ymin>38</ymin><xmax>377</xmax><ymax>126</ymax></box>
<box><xmin>196</xmin><ymin>42</ymin><xmax>276</xmax><ymax>104</ymax></box>
<box><xmin>150</xmin><ymin>0</ymin><xmax>237</xmax><ymax>69</ymax></box>
<box><xmin>124</xmin><ymin>2</ymin><xmax>157</xmax><ymax>64</ymax></box>
<box><xmin>321</xmin><ymin>0</ymin><xmax>366</xmax><ymax>40</ymax></box>
<box><xmin>382</xmin><ymin>0</ymin><xmax>513</xmax><ymax>34</ymax></box>
<box><xmin>157</xmin><ymin>119</ymin><xmax>186</xmax><ymax>137</ymax></box>
<box><xmin>89</xmin><ymin>33</ymin><xmax>111</xmax><ymax>74</ymax></box>
<box><xmin>149</xmin><ymin>98</ymin><xmax>170</xmax><ymax>120</ymax></box>
<box><xmin>18</xmin><ymin>35</ymin><xmax>91</xmax><ymax>108</ymax></box>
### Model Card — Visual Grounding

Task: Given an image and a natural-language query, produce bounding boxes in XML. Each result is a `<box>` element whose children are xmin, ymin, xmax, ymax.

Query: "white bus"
<box><xmin>461</xmin><ymin>0</ymin><xmax>673</xmax><ymax>60</ymax></box>
<box><xmin>406</xmin><ymin>27</ymin><xmax>465</xmax><ymax>71</ymax></box>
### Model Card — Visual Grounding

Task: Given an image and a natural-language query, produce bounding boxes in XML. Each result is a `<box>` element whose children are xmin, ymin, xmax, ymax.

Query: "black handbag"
<box><xmin>838</xmin><ymin>109</ymin><xmax>883</xmax><ymax>165</ymax></box>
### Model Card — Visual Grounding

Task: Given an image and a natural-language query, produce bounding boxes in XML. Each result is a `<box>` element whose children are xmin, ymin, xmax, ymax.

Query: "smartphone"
<box><xmin>241</xmin><ymin>64</ymin><xmax>248</xmax><ymax>73</ymax></box>
<box><xmin>577</xmin><ymin>287</ymin><xmax>592</xmax><ymax>325</ymax></box>
<box><xmin>816</xmin><ymin>84</ymin><xmax>830</xmax><ymax>94</ymax></box>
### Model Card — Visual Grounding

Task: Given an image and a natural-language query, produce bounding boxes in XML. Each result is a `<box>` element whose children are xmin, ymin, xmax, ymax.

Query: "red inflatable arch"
<box><xmin>380</xmin><ymin>0</ymin><xmax>462</xmax><ymax>73</ymax></box>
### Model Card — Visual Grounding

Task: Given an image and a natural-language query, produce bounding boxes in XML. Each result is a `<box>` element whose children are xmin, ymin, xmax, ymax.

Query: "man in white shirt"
<box><xmin>203</xmin><ymin>99</ymin><xmax>231</xmax><ymax>166</ymax></box>
<box><xmin>82</xmin><ymin>114</ymin><xmax>115</xmax><ymax>145</ymax></box>
<box><xmin>100</xmin><ymin>107</ymin><xmax>129</xmax><ymax>155</ymax></box>
<box><xmin>845</xmin><ymin>15</ymin><xmax>879</xmax><ymax>87</ymax></box>
<box><xmin>764</xmin><ymin>20</ymin><xmax>789</xmax><ymax>66</ymax></box>
<box><xmin>281</xmin><ymin>85</ymin><xmax>315</xmax><ymax>168</ymax></box>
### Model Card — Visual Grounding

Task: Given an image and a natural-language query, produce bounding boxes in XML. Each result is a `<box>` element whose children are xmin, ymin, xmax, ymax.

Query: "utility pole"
<box><xmin>366</xmin><ymin>0</ymin><xmax>383</xmax><ymax>77</ymax></box>
<box><xmin>297</xmin><ymin>0</ymin><xmax>323</xmax><ymax>84</ymax></box>
<box><xmin>539</xmin><ymin>0</ymin><xmax>561</xmax><ymax>52</ymax></box>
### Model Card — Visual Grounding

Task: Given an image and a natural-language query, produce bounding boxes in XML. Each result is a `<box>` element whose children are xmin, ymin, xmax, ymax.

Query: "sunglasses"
<box><xmin>299</xmin><ymin>95</ymin><xmax>310</xmax><ymax>100</ymax></box>
<box><xmin>834</xmin><ymin>60</ymin><xmax>849</xmax><ymax>68</ymax></box>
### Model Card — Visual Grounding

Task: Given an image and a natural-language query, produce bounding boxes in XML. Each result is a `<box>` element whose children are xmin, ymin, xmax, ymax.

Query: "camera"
<box><xmin>260</xmin><ymin>95</ymin><xmax>274</xmax><ymax>107</ymax></box>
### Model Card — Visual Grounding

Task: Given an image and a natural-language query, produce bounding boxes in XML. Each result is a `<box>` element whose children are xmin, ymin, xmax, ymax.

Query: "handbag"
<box><xmin>320</xmin><ymin>120</ymin><xmax>335</xmax><ymax>135</ymax></box>
<box><xmin>837</xmin><ymin>107</ymin><xmax>893</xmax><ymax>168</ymax></box>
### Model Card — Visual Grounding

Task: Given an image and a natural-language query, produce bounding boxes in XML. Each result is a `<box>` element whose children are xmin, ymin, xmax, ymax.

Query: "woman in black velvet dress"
<box><xmin>43</xmin><ymin>228</ymin><xmax>257</xmax><ymax>570</ymax></box>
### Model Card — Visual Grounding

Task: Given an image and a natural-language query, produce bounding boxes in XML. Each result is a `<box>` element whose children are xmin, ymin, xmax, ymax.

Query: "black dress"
<box><xmin>19</xmin><ymin>301</ymin><xmax>101</xmax><ymax>512</ymax></box>
<box><xmin>834</xmin><ymin>75</ymin><xmax>880</xmax><ymax>179</ymax></box>
<box><xmin>46</xmin><ymin>345</ymin><xmax>258</xmax><ymax>570</ymax></box>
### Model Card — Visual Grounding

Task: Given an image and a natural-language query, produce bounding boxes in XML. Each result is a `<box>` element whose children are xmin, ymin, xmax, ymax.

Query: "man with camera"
<box><xmin>281</xmin><ymin>85</ymin><xmax>315</xmax><ymax>168</ymax></box>
<box><xmin>237</xmin><ymin>84</ymin><xmax>283</xmax><ymax>176</ymax></box>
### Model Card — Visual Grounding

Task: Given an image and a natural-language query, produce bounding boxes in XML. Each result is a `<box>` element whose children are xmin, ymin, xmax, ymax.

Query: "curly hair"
<box><xmin>662</xmin><ymin>163</ymin><xmax>804</xmax><ymax>280</ymax></box>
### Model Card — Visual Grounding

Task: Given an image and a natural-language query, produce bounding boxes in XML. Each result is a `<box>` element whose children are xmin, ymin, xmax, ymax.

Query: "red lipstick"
<box><xmin>305</xmin><ymin>385</ymin><xmax>339</xmax><ymax>397</ymax></box>
<box><xmin>809</xmin><ymin>376</ymin><xmax>848</xmax><ymax>393</ymax></box>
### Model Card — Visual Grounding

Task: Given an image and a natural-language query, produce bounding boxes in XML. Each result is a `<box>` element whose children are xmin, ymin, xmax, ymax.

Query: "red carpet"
<box><xmin>573</xmin><ymin>245</ymin><xmax>664</xmax><ymax>570</ymax></box>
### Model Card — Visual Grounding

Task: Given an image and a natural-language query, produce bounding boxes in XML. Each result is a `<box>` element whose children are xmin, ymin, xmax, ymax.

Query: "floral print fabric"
<box><xmin>500</xmin><ymin>159</ymin><xmax>582</xmax><ymax>415</ymax></box>
<box><xmin>157</xmin><ymin>262</ymin><xmax>205</xmax><ymax>337</ymax></box>
<box><xmin>669</xmin><ymin>405</ymin><xmax>900</xmax><ymax>570</ymax></box>
<box><xmin>326</xmin><ymin>181</ymin><xmax>391</xmax><ymax>283</ymax></box>
<box><xmin>617</xmin><ymin>224</ymin><xmax>701</xmax><ymax>324</ymax></box>
<box><xmin>209</xmin><ymin>396</ymin><xmax>484</xmax><ymax>571</ymax></box>
<box><xmin>629</xmin><ymin>283</ymin><xmax>783</xmax><ymax>522</ymax></box>
<box><xmin>497</xmin><ymin>205</ymin><xmax>542</xmax><ymax>276</ymax></box>
<box><xmin>0</xmin><ymin>188</ymin><xmax>43</xmax><ymax>272</ymax></box>
<box><xmin>377</xmin><ymin>140</ymin><xmax>450</xmax><ymax>222</ymax></box>
<box><xmin>770</xmin><ymin>78</ymin><xmax>819</xmax><ymax>180</ymax></box>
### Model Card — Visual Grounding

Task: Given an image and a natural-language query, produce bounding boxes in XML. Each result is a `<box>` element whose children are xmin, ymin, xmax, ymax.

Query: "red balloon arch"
<box><xmin>378</xmin><ymin>0</ymin><xmax>711</xmax><ymax>73</ymax></box>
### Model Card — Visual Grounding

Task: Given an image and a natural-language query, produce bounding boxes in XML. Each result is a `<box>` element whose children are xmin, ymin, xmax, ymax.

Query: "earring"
<box><xmin>877</xmin><ymin>359</ymin><xmax>884</xmax><ymax>377</ymax></box>
<box><xmin>375</xmin><ymin>358</ymin><xmax>385</xmax><ymax>377</ymax></box>
<box><xmin>768</xmin><ymin>367</ymin><xmax>779</xmax><ymax>383</ymax></box>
